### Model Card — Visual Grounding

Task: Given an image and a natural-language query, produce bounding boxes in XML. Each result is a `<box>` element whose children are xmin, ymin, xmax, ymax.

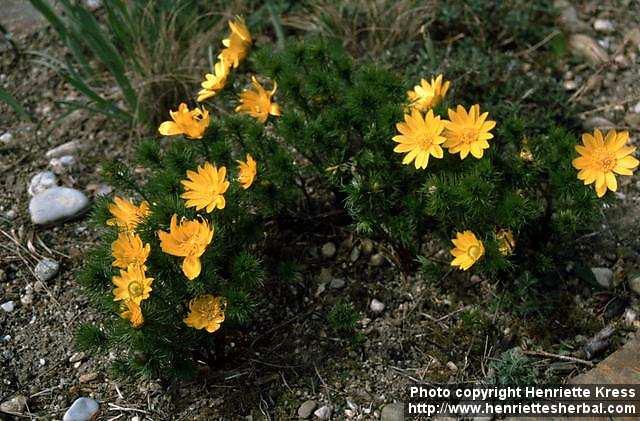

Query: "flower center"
<box><xmin>460</xmin><ymin>128</ymin><xmax>479</xmax><ymax>145</ymax></box>
<box><xmin>597</xmin><ymin>151</ymin><xmax>616</xmax><ymax>172</ymax></box>
<box><xmin>197</xmin><ymin>301</ymin><xmax>219</xmax><ymax>321</ymax></box>
<box><xmin>467</xmin><ymin>245</ymin><xmax>482</xmax><ymax>260</ymax></box>
<box><xmin>128</xmin><ymin>281</ymin><xmax>143</xmax><ymax>298</ymax></box>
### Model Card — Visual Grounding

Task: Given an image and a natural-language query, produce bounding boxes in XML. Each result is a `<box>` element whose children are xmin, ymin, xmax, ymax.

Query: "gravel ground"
<box><xmin>1</xmin><ymin>1</ymin><xmax>639</xmax><ymax>420</ymax></box>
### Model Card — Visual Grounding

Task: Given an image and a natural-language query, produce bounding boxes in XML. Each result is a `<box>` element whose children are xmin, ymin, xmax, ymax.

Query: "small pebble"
<box><xmin>69</xmin><ymin>352</ymin><xmax>85</xmax><ymax>363</ymax></box>
<box><xmin>1</xmin><ymin>301</ymin><xmax>15</xmax><ymax>312</ymax></box>
<box><xmin>20</xmin><ymin>294</ymin><xmax>33</xmax><ymax>306</ymax></box>
<box><xmin>49</xmin><ymin>155</ymin><xmax>76</xmax><ymax>174</ymax></box>
<box><xmin>34</xmin><ymin>258</ymin><xmax>60</xmax><ymax>282</ymax></box>
<box><xmin>380</xmin><ymin>402</ymin><xmax>404</xmax><ymax>421</ymax></box>
<box><xmin>349</xmin><ymin>246</ymin><xmax>361</xmax><ymax>262</ymax></box>
<box><xmin>45</xmin><ymin>140</ymin><xmax>86</xmax><ymax>159</ymax></box>
<box><xmin>28</xmin><ymin>171</ymin><xmax>58</xmax><ymax>196</ymax></box>
<box><xmin>314</xmin><ymin>405</ymin><xmax>332</xmax><ymax>420</ymax></box>
<box><xmin>361</xmin><ymin>239</ymin><xmax>374</xmax><ymax>255</ymax></box>
<box><xmin>369</xmin><ymin>253</ymin><xmax>384</xmax><ymax>267</ymax></box>
<box><xmin>591</xmin><ymin>267</ymin><xmax>613</xmax><ymax>289</ymax></box>
<box><xmin>628</xmin><ymin>275</ymin><xmax>640</xmax><ymax>296</ymax></box>
<box><xmin>447</xmin><ymin>361</ymin><xmax>458</xmax><ymax>372</ymax></box>
<box><xmin>0</xmin><ymin>395</ymin><xmax>27</xmax><ymax>415</ymax></box>
<box><xmin>4</xmin><ymin>209</ymin><xmax>16</xmax><ymax>220</ymax></box>
<box><xmin>0</xmin><ymin>132</ymin><xmax>13</xmax><ymax>145</ymax></box>
<box><xmin>63</xmin><ymin>397</ymin><xmax>99</xmax><ymax>421</ymax></box>
<box><xmin>79</xmin><ymin>372</ymin><xmax>98</xmax><ymax>383</ymax></box>
<box><xmin>593</xmin><ymin>18</ymin><xmax>614</xmax><ymax>33</ymax></box>
<box><xmin>298</xmin><ymin>400</ymin><xmax>317</xmax><ymax>419</ymax></box>
<box><xmin>370</xmin><ymin>299</ymin><xmax>385</xmax><ymax>313</ymax></box>
<box><xmin>321</xmin><ymin>242</ymin><xmax>336</xmax><ymax>259</ymax></box>
<box><xmin>330</xmin><ymin>278</ymin><xmax>345</xmax><ymax>289</ymax></box>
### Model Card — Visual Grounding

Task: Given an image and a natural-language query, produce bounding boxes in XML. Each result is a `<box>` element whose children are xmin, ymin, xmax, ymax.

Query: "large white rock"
<box><xmin>29</xmin><ymin>187</ymin><xmax>89</xmax><ymax>225</ymax></box>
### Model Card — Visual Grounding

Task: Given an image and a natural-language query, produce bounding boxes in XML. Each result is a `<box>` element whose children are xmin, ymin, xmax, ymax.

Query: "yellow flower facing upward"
<box><xmin>237</xmin><ymin>154</ymin><xmax>257</xmax><ymax>189</ymax></box>
<box><xmin>572</xmin><ymin>129</ymin><xmax>639</xmax><ymax>198</ymax></box>
<box><xmin>184</xmin><ymin>294</ymin><xmax>226</xmax><ymax>333</ymax></box>
<box><xmin>158</xmin><ymin>215</ymin><xmax>214</xmax><ymax>280</ymax></box>
<box><xmin>450</xmin><ymin>230</ymin><xmax>485</xmax><ymax>271</ymax></box>
<box><xmin>111</xmin><ymin>232</ymin><xmax>151</xmax><ymax>269</ymax></box>
<box><xmin>158</xmin><ymin>103</ymin><xmax>210</xmax><ymax>140</ymax></box>
<box><xmin>444</xmin><ymin>104</ymin><xmax>496</xmax><ymax>159</ymax></box>
<box><xmin>392</xmin><ymin>109</ymin><xmax>446</xmax><ymax>169</ymax></box>
<box><xmin>107</xmin><ymin>197</ymin><xmax>151</xmax><ymax>232</ymax></box>
<box><xmin>197</xmin><ymin>59</ymin><xmax>229</xmax><ymax>102</ymax></box>
<box><xmin>181</xmin><ymin>163</ymin><xmax>230</xmax><ymax>213</ymax></box>
<box><xmin>218</xmin><ymin>17</ymin><xmax>252</xmax><ymax>69</ymax></box>
<box><xmin>236</xmin><ymin>76</ymin><xmax>282</xmax><ymax>123</ymax></box>
<box><xmin>496</xmin><ymin>229</ymin><xmax>516</xmax><ymax>256</ymax></box>
<box><xmin>120</xmin><ymin>300</ymin><xmax>144</xmax><ymax>328</ymax></box>
<box><xmin>407</xmin><ymin>74</ymin><xmax>450</xmax><ymax>111</ymax></box>
<box><xmin>112</xmin><ymin>264</ymin><xmax>153</xmax><ymax>304</ymax></box>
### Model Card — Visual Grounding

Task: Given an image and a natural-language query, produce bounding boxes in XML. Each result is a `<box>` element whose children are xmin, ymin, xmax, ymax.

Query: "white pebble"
<box><xmin>370</xmin><ymin>299</ymin><xmax>385</xmax><ymax>313</ymax></box>
<box><xmin>1</xmin><ymin>301</ymin><xmax>15</xmax><ymax>312</ymax></box>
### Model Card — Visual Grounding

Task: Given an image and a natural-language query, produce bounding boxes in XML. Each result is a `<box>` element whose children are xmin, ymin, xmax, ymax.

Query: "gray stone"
<box><xmin>4</xmin><ymin>209</ymin><xmax>16</xmax><ymax>220</ymax></box>
<box><xmin>63</xmin><ymin>397</ymin><xmax>99</xmax><ymax>421</ymax></box>
<box><xmin>370</xmin><ymin>298</ymin><xmax>385</xmax><ymax>313</ymax></box>
<box><xmin>370</xmin><ymin>253</ymin><xmax>385</xmax><ymax>267</ymax></box>
<box><xmin>629</xmin><ymin>275</ymin><xmax>640</xmax><ymax>296</ymax></box>
<box><xmin>381</xmin><ymin>402</ymin><xmax>404</xmax><ymax>421</ymax></box>
<box><xmin>34</xmin><ymin>258</ymin><xmax>59</xmax><ymax>282</ymax></box>
<box><xmin>554</xmin><ymin>0</ymin><xmax>590</xmax><ymax>33</ymax></box>
<box><xmin>624</xmin><ymin>112</ymin><xmax>640</xmax><ymax>129</ymax></box>
<box><xmin>330</xmin><ymin>278</ymin><xmax>345</xmax><ymax>289</ymax></box>
<box><xmin>321</xmin><ymin>242</ymin><xmax>336</xmax><ymax>258</ymax></box>
<box><xmin>20</xmin><ymin>294</ymin><xmax>33</xmax><ymax>306</ymax></box>
<box><xmin>49</xmin><ymin>155</ymin><xmax>76</xmax><ymax>174</ymax></box>
<box><xmin>591</xmin><ymin>267</ymin><xmax>613</xmax><ymax>288</ymax></box>
<box><xmin>0</xmin><ymin>395</ymin><xmax>27</xmax><ymax>415</ymax></box>
<box><xmin>314</xmin><ymin>405</ymin><xmax>332</xmax><ymax>420</ymax></box>
<box><xmin>569</xmin><ymin>34</ymin><xmax>609</xmax><ymax>65</ymax></box>
<box><xmin>298</xmin><ymin>400</ymin><xmax>317</xmax><ymax>419</ymax></box>
<box><xmin>1</xmin><ymin>301</ymin><xmax>15</xmax><ymax>312</ymax></box>
<box><xmin>69</xmin><ymin>352</ymin><xmax>85</xmax><ymax>363</ymax></box>
<box><xmin>593</xmin><ymin>19</ymin><xmax>614</xmax><ymax>33</ymax></box>
<box><xmin>45</xmin><ymin>140</ymin><xmax>86</xmax><ymax>159</ymax></box>
<box><xmin>29</xmin><ymin>187</ymin><xmax>89</xmax><ymax>225</ymax></box>
<box><xmin>28</xmin><ymin>171</ymin><xmax>58</xmax><ymax>196</ymax></box>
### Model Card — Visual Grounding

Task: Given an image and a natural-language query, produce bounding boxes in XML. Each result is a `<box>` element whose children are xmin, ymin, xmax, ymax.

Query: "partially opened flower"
<box><xmin>158</xmin><ymin>215</ymin><xmax>214</xmax><ymax>280</ymax></box>
<box><xmin>180</xmin><ymin>163</ymin><xmax>229</xmax><ymax>213</ymax></box>
<box><xmin>107</xmin><ymin>197</ymin><xmax>151</xmax><ymax>232</ymax></box>
<box><xmin>237</xmin><ymin>154</ymin><xmax>257</xmax><ymax>189</ymax></box>
<box><xmin>218</xmin><ymin>17</ymin><xmax>252</xmax><ymax>69</ymax></box>
<box><xmin>496</xmin><ymin>229</ymin><xmax>516</xmax><ymax>256</ymax></box>
<box><xmin>572</xmin><ymin>128</ymin><xmax>638</xmax><ymax>197</ymax></box>
<box><xmin>184</xmin><ymin>294</ymin><xmax>226</xmax><ymax>333</ymax></box>
<box><xmin>111</xmin><ymin>232</ymin><xmax>151</xmax><ymax>269</ymax></box>
<box><xmin>112</xmin><ymin>264</ymin><xmax>153</xmax><ymax>304</ymax></box>
<box><xmin>197</xmin><ymin>59</ymin><xmax>229</xmax><ymax>102</ymax></box>
<box><xmin>450</xmin><ymin>231</ymin><xmax>485</xmax><ymax>271</ymax></box>
<box><xmin>392</xmin><ymin>109</ymin><xmax>446</xmax><ymax>169</ymax></box>
<box><xmin>158</xmin><ymin>103</ymin><xmax>210</xmax><ymax>139</ymax></box>
<box><xmin>120</xmin><ymin>300</ymin><xmax>144</xmax><ymax>328</ymax></box>
<box><xmin>407</xmin><ymin>75</ymin><xmax>450</xmax><ymax>111</ymax></box>
<box><xmin>444</xmin><ymin>104</ymin><xmax>496</xmax><ymax>159</ymax></box>
<box><xmin>235</xmin><ymin>76</ymin><xmax>282</xmax><ymax>123</ymax></box>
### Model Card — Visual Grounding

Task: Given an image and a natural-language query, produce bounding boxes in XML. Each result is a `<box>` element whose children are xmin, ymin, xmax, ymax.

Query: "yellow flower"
<box><xmin>572</xmin><ymin>129</ymin><xmax>639</xmax><ymax>198</ymax></box>
<box><xmin>158</xmin><ymin>103</ymin><xmax>210</xmax><ymax>140</ymax></box>
<box><xmin>112</xmin><ymin>264</ymin><xmax>153</xmax><ymax>304</ymax></box>
<box><xmin>197</xmin><ymin>59</ymin><xmax>229</xmax><ymax>102</ymax></box>
<box><xmin>184</xmin><ymin>294</ymin><xmax>226</xmax><ymax>333</ymax></box>
<box><xmin>235</xmin><ymin>76</ymin><xmax>282</xmax><ymax>123</ymax></box>
<box><xmin>496</xmin><ymin>229</ymin><xmax>516</xmax><ymax>256</ymax></box>
<box><xmin>444</xmin><ymin>104</ymin><xmax>496</xmax><ymax>159</ymax></box>
<box><xmin>111</xmin><ymin>232</ymin><xmax>151</xmax><ymax>269</ymax></box>
<box><xmin>450</xmin><ymin>230</ymin><xmax>485</xmax><ymax>271</ymax></box>
<box><xmin>237</xmin><ymin>154</ymin><xmax>257</xmax><ymax>189</ymax></box>
<box><xmin>158</xmin><ymin>215</ymin><xmax>214</xmax><ymax>280</ymax></box>
<box><xmin>392</xmin><ymin>109</ymin><xmax>446</xmax><ymax>169</ymax></box>
<box><xmin>407</xmin><ymin>74</ymin><xmax>450</xmax><ymax>111</ymax></box>
<box><xmin>120</xmin><ymin>300</ymin><xmax>144</xmax><ymax>328</ymax></box>
<box><xmin>107</xmin><ymin>197</ymin><xmax>151</xmax><ymax>232</ymax></box>
<box><xmin>218</xmin><ymin>17</ymin><xmax>252</xmax><ymax>69</ymax></box>
<box><xmin>180</xmin><ymin>163</ymin><xmax>229</xmax><ymax>213</ymax></box>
